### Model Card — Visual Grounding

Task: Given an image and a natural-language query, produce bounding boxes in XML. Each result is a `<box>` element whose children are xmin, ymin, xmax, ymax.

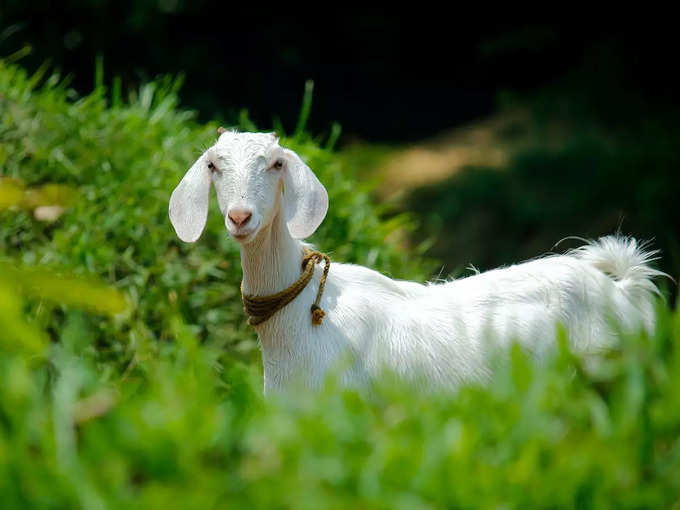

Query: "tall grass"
<box><xmin>1</xmin><ymin>60</ymin><xmax>679</xmax><ymax>508</ymax></box>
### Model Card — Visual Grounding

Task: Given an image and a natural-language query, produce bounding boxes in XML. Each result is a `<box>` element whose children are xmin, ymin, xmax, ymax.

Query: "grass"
<box><xmin>1</xmin><ymin>59</ymin><xmax>680</xmax><ymax>508</ymax></box>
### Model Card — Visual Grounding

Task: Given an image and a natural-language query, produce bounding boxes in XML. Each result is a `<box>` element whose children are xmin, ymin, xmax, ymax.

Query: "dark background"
<box><xmin>2</xmin><ymin>3</ymin><xmax>677</xmax><ymax>142</ymax></box>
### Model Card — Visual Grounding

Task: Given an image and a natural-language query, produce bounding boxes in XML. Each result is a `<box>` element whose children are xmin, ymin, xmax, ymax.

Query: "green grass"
<box><xmin>2</xmin><ymin>60</ymin><xmax>680</xmax><ymax>508</ymax></box>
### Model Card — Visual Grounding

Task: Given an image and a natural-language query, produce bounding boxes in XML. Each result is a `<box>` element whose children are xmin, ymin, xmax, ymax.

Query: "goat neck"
<box><xmin>240</xmin><ymin>209</ymin><xmax>304</xmax><ymax>297</ymax></box>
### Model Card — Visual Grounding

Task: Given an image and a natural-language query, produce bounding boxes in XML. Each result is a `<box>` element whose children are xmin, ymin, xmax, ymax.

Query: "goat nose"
<box><xmin>228</xmin><ymin>208</ymin><xmax>252</xmax><ymax>227</ymax></box>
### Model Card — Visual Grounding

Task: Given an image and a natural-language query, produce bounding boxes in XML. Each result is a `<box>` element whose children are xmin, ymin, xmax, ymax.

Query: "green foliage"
<box><xmin>2</xmin><ymin>280</ymin><xmax>680</xmax><ymax>507</ymax></box>
<box><xmin>405</xmin><ymin>66</ymin><xmax>680</xmax><ymax>283</ymax></box>
<box><xmin>2</xmin><ymin>60</ymin><xmax>680</xmax><ymax>508</ymax></box>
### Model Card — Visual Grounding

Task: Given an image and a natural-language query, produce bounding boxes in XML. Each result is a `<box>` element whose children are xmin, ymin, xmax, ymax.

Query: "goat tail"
<box><xmin>571</xmin><ymin>236</ymin><xmax>669</xmax><ymax>297</ymax></box>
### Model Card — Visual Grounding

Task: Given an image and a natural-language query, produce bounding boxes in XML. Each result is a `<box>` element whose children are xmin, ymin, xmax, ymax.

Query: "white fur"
<box><xmin>170</xmin><ymin>132</ymin><xmax>665</xmax><ymax>393</ymax></box>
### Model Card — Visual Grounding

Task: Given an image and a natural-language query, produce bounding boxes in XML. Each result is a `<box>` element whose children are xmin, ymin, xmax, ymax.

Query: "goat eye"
<box><xmin>207</xmin><ymin>161</ymin><xmax>216</xmax><ymax>171</ymax></box>
<box><xmin>272</xmin><ymin>159</ymin><xmax>284</xmax><ymax>170</ymax></box>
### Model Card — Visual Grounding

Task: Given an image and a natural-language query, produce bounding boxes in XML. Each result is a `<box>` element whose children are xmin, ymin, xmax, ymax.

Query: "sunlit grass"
<box><xmin>1</xmin><ymin>58</ymin><xmax>679</xmax><ymax>508</ymax></box>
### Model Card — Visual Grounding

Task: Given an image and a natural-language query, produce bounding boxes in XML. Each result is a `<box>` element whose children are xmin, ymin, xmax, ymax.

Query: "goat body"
<box><xmin>247</xmin><ymin>216</ymin><xmax>660</xmax><ymax>393</ymax></box>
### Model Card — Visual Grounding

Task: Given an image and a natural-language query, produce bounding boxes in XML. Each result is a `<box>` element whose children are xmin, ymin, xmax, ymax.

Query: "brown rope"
<box><xmin>241</xmin><ymin>248</ymin><xmax>331</xmax><ymax>327</ymax></box>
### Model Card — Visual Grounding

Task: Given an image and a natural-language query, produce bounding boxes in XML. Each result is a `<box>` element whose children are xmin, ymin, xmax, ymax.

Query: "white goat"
<box><xmin>169</xmin><ymin>131</ymin><xmax>664</xmax><ymax>393</ymax></box>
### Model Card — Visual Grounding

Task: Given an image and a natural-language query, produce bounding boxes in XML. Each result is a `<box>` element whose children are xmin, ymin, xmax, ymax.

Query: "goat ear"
<box><xmin>281</xmin><ymin>148</ymin><xmax>328</xmax><ymax>239</ymax></box>
<box><xmin>169</xmin><ymin>155</ymin><xmax>211</xmax><ymax>242</ymax></box>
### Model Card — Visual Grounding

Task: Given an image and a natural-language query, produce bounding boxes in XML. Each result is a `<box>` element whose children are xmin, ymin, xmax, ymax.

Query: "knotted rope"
<box><xmin>241</xmin><ymin>248</ymin><xmax>331</xmax><ymax>327</ymax></box>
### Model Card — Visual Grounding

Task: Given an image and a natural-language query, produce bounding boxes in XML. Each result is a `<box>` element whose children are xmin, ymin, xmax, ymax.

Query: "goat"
<box><xmin>169</xmin><ymin>131</ymin><xmax>665</xmax><ymax>393</ymax></box>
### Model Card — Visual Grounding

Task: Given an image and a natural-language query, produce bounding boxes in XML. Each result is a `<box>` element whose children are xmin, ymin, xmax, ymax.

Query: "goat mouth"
<box><xmin>230</xmin><ymin>226</ymin><xmax>258</xmax><ymax>243</ymax></box>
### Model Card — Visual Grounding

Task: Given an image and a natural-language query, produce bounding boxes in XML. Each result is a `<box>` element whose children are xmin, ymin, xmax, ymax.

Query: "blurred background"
<box><xmin>2</xmin><ymin>5</ymin><xmax>678</xmax><ymax>285</ymax></box>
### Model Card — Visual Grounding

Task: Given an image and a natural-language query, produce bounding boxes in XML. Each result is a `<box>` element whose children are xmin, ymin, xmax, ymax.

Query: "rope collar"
<box><xmin>241</xmin><ymin>248</ymin><xmax>330</xmax><ymax>327</ymax></box>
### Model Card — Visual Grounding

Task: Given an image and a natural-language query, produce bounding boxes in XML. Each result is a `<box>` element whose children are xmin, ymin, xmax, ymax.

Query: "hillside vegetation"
<box><xmin>1</xmin><ymin>60</ymin><xmax>679</xmax><ymax>508</ymax></box>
